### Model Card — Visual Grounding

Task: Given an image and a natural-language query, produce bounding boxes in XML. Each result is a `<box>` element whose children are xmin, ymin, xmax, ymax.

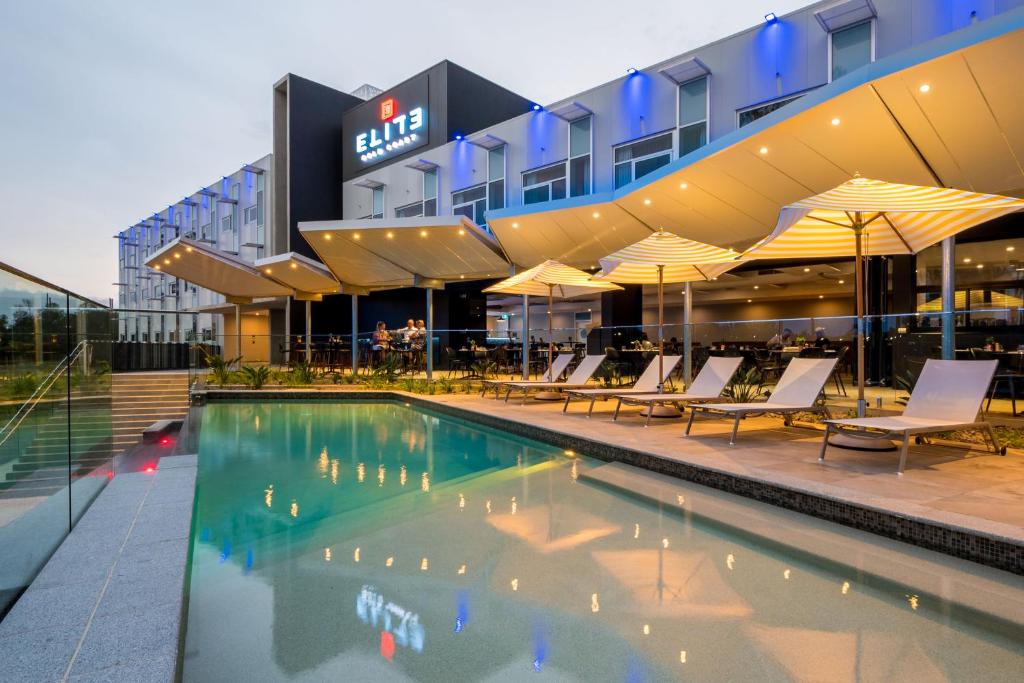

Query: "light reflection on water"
<box><xmin>182</xmin><ymin>402</ymin><xmax>1024</xmax><ymax>682</ymax></box>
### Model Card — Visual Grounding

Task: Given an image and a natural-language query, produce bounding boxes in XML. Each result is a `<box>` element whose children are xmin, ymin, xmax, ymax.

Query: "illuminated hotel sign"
<box><xmin>355</xmin><ymin>98</ymin><xmax>427</xmax><ymax>164</ymax></box>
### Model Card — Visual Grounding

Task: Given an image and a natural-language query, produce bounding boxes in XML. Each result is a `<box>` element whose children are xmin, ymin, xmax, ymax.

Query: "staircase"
<box><xmin>0</xmin><ymin>372</ymin><xmax>191</xmax><ymax>498</ymax></box>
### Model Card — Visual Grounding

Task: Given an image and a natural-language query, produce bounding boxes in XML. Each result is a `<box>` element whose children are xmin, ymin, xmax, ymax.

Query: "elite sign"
<box><xmin>356</xmin><ymin>97</ymin><xmax>427</xmax><ymax>164</ymax></box>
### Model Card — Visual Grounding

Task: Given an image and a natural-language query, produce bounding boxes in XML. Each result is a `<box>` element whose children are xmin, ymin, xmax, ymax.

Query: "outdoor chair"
<box><xmin>445</xmin><ymin>346</ymin><xmax>471</xmax><ymax>378</ymax></box>
<box><xmin>480</xmin><ymin>353</ymin><xmax>573</xmax><ymax>398</ymax></box>
<box><xmin>561</xmin><ymin>355</ymin><xmax>682</xmax><ymax>417</ymax></box>
<box><xmin>612</xmin><ymin>356</ymin><xmax>744</xmax><ymax>426</ymax></box>
<box><xmin>502</xmin><ymin>354</ymin><xmax>607</xmax><ymax>404</ymax></box>
<box><xmin>686</xmin><ymin>357</ymin><xmax>838</xmax><ymax>445</ymax></box>
<box><xmin>971</xmin><ymin>348</ymin><xmax>1022</xmax><ymax>416</ymax></box>
<box><xmin>820</xmin><ymin>359</ymin><xmax>1005</xmax><ymax>474</ymax></box>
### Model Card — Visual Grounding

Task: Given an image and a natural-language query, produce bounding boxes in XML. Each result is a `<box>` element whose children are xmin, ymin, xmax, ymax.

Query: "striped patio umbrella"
<box><xmin>484</xmin><ymin>260</ymin><xmax>621</xmax><ymax>379</ymax></box>
<box><xmin>596</xmin><ymin>230</ymin><xmax>741</xmax><ymax>391</ymax></box>
<box><xmin>745</xmin><ymin>175</ymin><xmax>1024</xmax><ymax>414</ymax></box>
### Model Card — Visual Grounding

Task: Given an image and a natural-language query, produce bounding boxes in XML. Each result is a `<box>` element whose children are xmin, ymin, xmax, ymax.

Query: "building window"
<box><xmin>830</xmin><ymin>21</ymin><xmax>872</xmax><ymax>82</ymax></box>
<box><xmin>522</xmin><ymin>162</ymin><xmax>566</xmax><ymax>205</ymax></box>
<box><xmin>452</xmin><ymin>184</ymin><xmax>487</xmax><ymax>225</ymax></box>
<box><xmin>738</xmin><ymin>93</ymin><xmax>803</xmax><ymax>127</ymax></box>
<box><xmin>678</xmin><ymin>77</ymin><xmax>708</xmax><ymax>156</ymax></box>
<box><xmin>569</xmin><ymin>116</ymin><xmax>592</xmax><ymax>197</ymax></box>
<box><xmin>613</xmin><ymin>132</ymin><xmax>672</xmax><ymax>189</ymax></box>
<box><xmin>487</xmin><ymin>146</ymin><xmax>505</xmax><ymax>211</ymax></box>
<box><xmin>370</xmin><ymin>186</ymin><xmax>384</xmax><ymax>219</ymax></box>
<box><xmin>423</xmin><ymin>169</ymin><xmax>438</xmax><ymax>217</ymax></box>
<box><xmin>395</xmin><ymin>201</ymin><xmax>424</xmax><ymax>218</ymax></box>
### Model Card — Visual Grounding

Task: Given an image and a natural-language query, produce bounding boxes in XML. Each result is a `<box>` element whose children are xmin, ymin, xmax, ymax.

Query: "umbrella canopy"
<box><xmin>745</xmin><ymin>176</ymin><xmax>1024</xmax><ymax>259</ymax></box>
<box><xmin>596</xmin><ymin>230</ymin><xmax>740</xmax><ymax>284</ymax></box>
<box><xmin>484</xmin><ymin>261</ymin><xmax>621</xmax><ymax>382</ymax></box>
<box><xmin>596</xmin><ymin>231</ymin><xmax>741</xmax><ymax>391</ymax></box>
<box><xmin>745</xmin><ymin>175</ymin><xmax>1024</xmax><ymax>416</ymax></box>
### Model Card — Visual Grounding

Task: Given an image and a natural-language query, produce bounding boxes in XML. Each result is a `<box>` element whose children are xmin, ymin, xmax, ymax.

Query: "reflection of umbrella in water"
<box><xmin>590</xmin><ymin>549</ymin><xmax>751</xmax><ymax>618</ymax></box>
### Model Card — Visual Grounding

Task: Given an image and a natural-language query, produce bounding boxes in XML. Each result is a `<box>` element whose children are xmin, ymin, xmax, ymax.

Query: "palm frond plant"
<box><xmin>201</xmin><ymin>348</ymin><xmax>241</xmax><ymax>388</ymax></box>
<box><xmin>471</xmin><ymin>359</ymin><xmax>498</xmax><ymax>380</ymax></box>
<box><xmin>723</xmin><ymin>367</ymin><xmax>766</xmax><ymax>403</ymax></box>
<box><xmin>239</xmin><ymin>365</ymin><xmax>271</xmax><ymax>390</ymax></box>
<box><xmin>290</xmin><ymin>359</ymin><xmax>316</xmax><ymax>385</ymax></box>
<box><xmin>371</xmin><ymin>354</ymin><xmax>403</xmax><ymax>384</ymax></box>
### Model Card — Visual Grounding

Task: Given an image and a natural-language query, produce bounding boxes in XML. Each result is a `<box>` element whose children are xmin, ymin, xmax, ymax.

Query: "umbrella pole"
<box><xmin>522</xmin><ymin>294</ymin><xmax>530</xmax><ymax>380</ymax></box>
<box><xmin>548</xmin><ymin>284</ymin><xmax>554</xmax><ymax>378</ymax></box>
<box><xmin>855</xmin><ymin>223</ymin><xmax>866</xmax><ymax>418</ymax></box>
<box><xmin>657</xmin><ymin>265</ymin><xmax>664</xmax><ymax>393</ymax></box>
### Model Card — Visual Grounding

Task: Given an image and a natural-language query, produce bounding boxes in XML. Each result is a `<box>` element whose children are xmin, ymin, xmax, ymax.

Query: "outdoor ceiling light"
<box><xmin>592</xmin><ymin>211</ymin><xmax>600</xmax><ymax>218</ymax></box>
<box><xmin>963</xmin><ymin>257</ymin><xmax>972</xmax><ymax>263</ymax></box>
<box><xmin>290</xmin><ymin>263</ymin><xmax>298</xmax><ymax>269</ymax></box>
<box><xmin>759</xmin><ymin>146</ymin><xmax>769</xmax><ymax>154</ymax></box>
<box><xmin>1007</xmin><ymin>245</ymin><xmax>1016</xmax><ymax>251</ymax></box>
<box><xmin>919</xmin><ymin>84</ymin><xmax>931</xmax><ymax>93</ymax></box>
<box><xmin>512</xmin><ymin>222</ymin><xmax>519</xmax><ymax>229</ymax></box>
<box><xmin>264</xmin><ymin>268</ymin><xmax>272</xmax><ymax>274</ymax></box>
<box><xmin>352</xmin><ymin>233</ymin><xmax>360</xmax><ymax>240</ymax></box>
<box><xmin>323</xmin><ymin>234</ymin><xmax>332</xmax><ymax>240</ymax></box>
<box><xmin>458</xmin><ymin>228</ymin><xmax>465</xmax><ymax>235</ymax></box>
<box><xmin>831</xmin><ymin>117</ymin><xmax>841</xmax><ymax>126</ymax></box>
<box><xmin>420</xmin><ymin>230</ymin><xmax>428</xmax><ymax>237</ymax></box>
<box><xmin>386</xmin><ymin>232</ymin><xmax>394</xmax><ymax>239</ymax></box>
<box><xmin>173</xmin><ymin>253</ymin><xmax>181</xmax><ymax>259</ymax></box>
<box><xmin>679</xmin><ymin>182</ymin><xmax>688</xmax><ymax>189</ymax></box>
<box><xmin>643</xmin><ymin>198</ymin><xmax>652</xmax><ymax>205</ymax></box>
<box><xmin>764</xmin><ymin>12</ymin><xmax>778</xmax><ymax>23</ymax></box>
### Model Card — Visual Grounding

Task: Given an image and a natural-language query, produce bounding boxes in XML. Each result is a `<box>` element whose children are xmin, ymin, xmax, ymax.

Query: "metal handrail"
<box><xmin>0</xmin><ymin>340</ymin><xmax>89</xmax><ymax>450</ymax></box>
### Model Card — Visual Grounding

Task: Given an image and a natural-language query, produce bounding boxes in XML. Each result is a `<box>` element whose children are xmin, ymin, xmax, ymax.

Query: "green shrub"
<box><xmin>723</xmin><ymin>367</ymin><xmax>766</xmax><ymax>403</ymax></box>
<box><xmin>202</xmin><ymin>349</ymin><xmax>241</xmax><ymax>388</ymax></box>
<box><xmin>239</xmin><ymin>365</ymin><xmax>271</xmax><ymax>390</ymax></box>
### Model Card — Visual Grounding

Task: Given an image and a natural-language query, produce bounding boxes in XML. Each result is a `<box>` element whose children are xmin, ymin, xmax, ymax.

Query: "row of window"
<box><xmin>359</xmin><ymin>20</ymin><xmax>873</xmax><ymax>223</ymax></box>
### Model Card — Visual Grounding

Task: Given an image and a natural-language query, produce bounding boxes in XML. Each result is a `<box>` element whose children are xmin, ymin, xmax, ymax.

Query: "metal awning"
<box><xmin>144</xmin><ymin>237</ymin><xmax>292</xmax><ymax>302</ymax></box>
<box><xmin>465</xmin><ymin>133</ymin><xmax>507</xmax><ymax>150</ymax></box>
<box><xmin>548</xmin><ymin>100</ymin><xmax>594</xmax><ymax>122</ymax></box>
<box><xmin>486</xmin><ymin>11</ymin><xmax>1024</xmax><ymax>270</ymax></box>
<box><xmin>254</xmin><ymin>252</ymin><xmax>340</xmax><ymax>299</ymax></box>
<box><xmin>299</xmin><ymin>215</ymin><xmax>510</xmax><ymax>288</ymax></box>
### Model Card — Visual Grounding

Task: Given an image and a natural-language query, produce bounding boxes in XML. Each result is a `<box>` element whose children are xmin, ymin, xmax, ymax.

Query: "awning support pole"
<box><xmin>351</xmin><ymin>294</ymin><xmax>359</xmax><ymax>377</ymax></box>
<box><xmin>657</xmin><ymin>265</ymin><xmax>665</xmax><ymax>393</ymax></box>
<box><xmin>234</xmin><ymin>303</ymin><xmax>242</xmax><ymax>369</ymax></box>
<box><xmin>854</xmin><ymin>219</ymin><xmax>866</xmax><ymax>418</ymax></box>
<box><xmin>425</xmin><ymin>288</ymin><xmax>434</xmax><ymax>381</ymax></box>
<box><xmin>683</xmin><ymin>281</ymin><xmax>693</xmax><ymax>385</ymax></box>
<box><xmin>522</xmin><ymin>294</ymin><xmax>530</xmax><ymax>380</ymax></box>
<box><xmin>941</xmin><ymin>236</ymin><xmax>955</xmax><ymax>361</ymax></box>
<box><xmin>305</xmin><ymin>300</ymin><xmax>312</xmax><ymax>363</ymax></box>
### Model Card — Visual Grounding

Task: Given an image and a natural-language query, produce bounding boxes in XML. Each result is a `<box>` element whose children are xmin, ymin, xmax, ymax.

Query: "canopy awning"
<box><xmin>144</xmin><ymin>237</ymin><xmax>292</xmax><ymax>302</ymax></box>
<box><xmin>486</xmin><ymin>10</ymin><xmax>1024</xmax><ymax>268</ymax></box>
<box><xmin>253</xmin><ymin>252</ymin><xmax>340</xmax><ymax>299</ymax></box>
<box><xmin>299</xmin><ymin>215</ymin><xmax>510</xmax><ymax>288</ymax></box>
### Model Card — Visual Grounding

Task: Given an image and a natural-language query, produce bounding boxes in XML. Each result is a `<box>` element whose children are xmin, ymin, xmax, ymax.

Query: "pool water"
<box><xmin>183</xmin><ymin>402</ymin><xmax>1024</xmax><ymax>682</ymax></box>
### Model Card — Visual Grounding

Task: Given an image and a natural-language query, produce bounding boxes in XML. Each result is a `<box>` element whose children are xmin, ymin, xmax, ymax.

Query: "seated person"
<box><xmin>638</xmin><ymin>333</ymin><xmax>655</xmax><ymax>351</ymax></box>
<box><xmin>372</xmin><ymin>321</ymin><xmax>391</xmax><ymax>350</ymax></box>
<box><xmin>813</xmin><ymin>327</ymin><xmax>830</xmax><ymax>348</ymax></box>
<box><xmin>411</xmin><ymin>319</ymin><xmax>427</xmax><ymax>349</ymax></box>
<box><xmin>767</xmin><ymin>328</ymin><xmax>794</xmax><ymax>348</ymax></box>
<box><xmin>398</xmin><ymin>319</ymin><xmax>418</xmax><ymax>344</ymax></box>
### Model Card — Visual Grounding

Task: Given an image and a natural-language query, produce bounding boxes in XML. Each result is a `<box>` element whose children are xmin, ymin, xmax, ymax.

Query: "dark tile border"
<box><xmin>195</xmin><ymin>389</ymin><xmax>1023</xmax><ymax>575</ymax></box>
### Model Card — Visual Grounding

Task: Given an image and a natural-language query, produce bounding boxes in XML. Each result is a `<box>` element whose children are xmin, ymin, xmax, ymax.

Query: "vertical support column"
<box><xmin>284</xmin><ymin>298</ymin><xmax>291</xmax><ymax>366</ymax></box>
<box><xmin>304</xmin><ymin>300</ymin><xmax>312</xmax><ymax>363</ymax></box>
<box><xmin>234</xmin><ymin>303</ymin><xmax>242</xmax><ymax>369</ymax></box>
<box><xmin>33</xmin><ymin>309</ymin><xmax>43</xmax><ymax>366</ymax></box>
<box><xmin>521</xmin><ymin>294</ymin><xmax>530</xmax><ymax>380</ymax></box>
<box><xmin>351</xmin><ymin>294</ymin><xmax>359</xmax><ymax>376</ymax></box>
<box><xmin>425</xmin><ymin>288</ymin><xmax>434</xmax><ymax>380</ymax></box>
<box><xmin>683</xmin><ymin>281</ymin><xmax>693</xmax><ymax>385</ymax></box>
<box><xmin>941</xmin><ymin>236</ymin><xmax>955</xmax><ymax>360</ymax></box>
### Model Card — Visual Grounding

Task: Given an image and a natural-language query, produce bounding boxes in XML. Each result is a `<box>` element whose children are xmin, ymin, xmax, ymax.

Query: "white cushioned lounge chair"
<box><xmin>561</xmin><ymin>355</ymin><xmax>682</xmax><ymax>417</ymax></box>
<box><xmin>820</xmin><ymin>359</ymin><xmax>1005</xmax><ymax>474</ymax></box>
<box><xmin>612</xmin><ymin>356</ymin><xmax>743</xmax><ymax>426</ymax></box>
<box><xmin>686</xmin><ymin>357</ymin><xmax>838</xmax><ymax>445</ymax></box>
<box><xmin>502</xmin><ymin>354</ymin><xmax>606</xmax><ymax>404</ymax></box>
<box><xmin>481</xmin><ymin>353</ymin><xmax>573</xmax><ymax>398</ymax></box>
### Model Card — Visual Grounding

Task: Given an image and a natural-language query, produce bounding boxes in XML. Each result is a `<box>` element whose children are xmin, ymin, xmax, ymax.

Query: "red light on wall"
<box><xmin>380</xmin><ymin>631</ymin><xmax>395</xmax><ymax>662</ymax></box>
<box><xmin>160</xmin><ymin>437</ymin><xmax>170</xmax><ymax>445</ymax></box>
<box><xmin>380</xmin><ymin>98</ymin><xmax>395</xmax><ymax>121</ymax></box>
<box><xmin>144</xmin><ymin>465</ymin><xmax>155</xmax><ymax>474</ymax></box>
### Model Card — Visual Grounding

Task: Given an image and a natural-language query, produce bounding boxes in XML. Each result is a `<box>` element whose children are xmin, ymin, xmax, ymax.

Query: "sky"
<box><xmin>0</xmin><ymin>0</ymin><xmax>810</xmax><ymax>302</ymax></box>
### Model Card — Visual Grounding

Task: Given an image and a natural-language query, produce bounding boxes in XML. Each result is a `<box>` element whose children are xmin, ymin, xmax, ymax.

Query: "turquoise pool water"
<box><xmin>183</xmin><ymin>402</ymin><xmax>1024</xmax><ymax>682</ymax></box>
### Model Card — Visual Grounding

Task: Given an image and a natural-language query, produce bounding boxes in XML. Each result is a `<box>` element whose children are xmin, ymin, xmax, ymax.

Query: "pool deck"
<box><xmin>196</xmin><ymin>385</ymin><xmax>1024</xmax><ymax>573</ymax></box>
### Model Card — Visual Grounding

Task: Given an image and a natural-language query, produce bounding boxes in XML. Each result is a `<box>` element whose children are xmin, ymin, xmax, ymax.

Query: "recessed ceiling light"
<box><xmin>153</xmin><ymin>265</ymin><xmax>160</xmax><ymax>270</ymax></box>
<box><xmin>818</xmin><ymin>294</ymin><xmax>824</xmax><ymax>299</ymax></box>
<box><xmin>803</xmin><ymin>267</ymin><xmax>810</xmax><ymax>272</ymax></box>
<box><xmin>386</xmin><ymin>232</ymin><xmax>394</xmax><ymax>239</ymax></box>
<box><xmin>512</xmin><ymin>222</ymin><xmax>519</xmax><ymax>229</ymax></box>
<box><xmin>163</xmin><ymin>259</ymin><xmax>170</xmax><ymax>265</ymax></box>
<box><xmin>1007</xmin><ymin>246</ymin><xmax>1016</xmax><ymax>252</ymax></box>
<box><xmin>679</xmin><ymin>182</ymin><xmax>688</xmax><ymax>189</ymax></box>
<box><xmin>963</xmin><ymin>257</ymin><xmax>971</xmax><ymax>263</ymax></box>
<box><xmin>976</xmin><ymin>263</ymin><xmax>984</xmax><ymax>269</ymax></box>
<box><xmin>420</xmin><ymin>230</ymin><xmax>428</xmax><ymax>237</ymax></box>
<box><xmin>831</xmin><ymin>117</ymin><xmax>841</xmax><ymax>126</ymax></box>
<box><xmin>919</xmin><ymin>84</ymin><xmax>930</xmax><ymax>93</ymax></box>
<box><xmin>458</xmin><ymin>228</ymin><xmax>465</xmax><ymax>235</ymax></box>
<box><xmin>185</xmin><ymin>247</ymin><xmax>193</xmax><ymax>252</ymax></box>
<box><xmin>759</xmin><ymin>146</ymin><xmax>769</xmax><ymax>155</ymax></box>
<box><xmin>747</xmin><ymin>299</ymin><xmax>752</xmax><ymax>303</ymax></box>
<box><xmin>643</xmin><ymin>198</ymin><xmax>652</xmax><ymax>205</ymax></box>
<box><xmin>592</xmin><ymin>211</ymin><xmax>600</xmax><ymax>218</ymax></box>
<box><xmin>460</xmin><ymin>274</ymin><xmax>465</xmax><ymax>279</ymax></box>
<box><xmin>324</xmin><ymin>234</ymin><xmax>332</xmax><ymax>241</ymax></box>
<box><xmin>753</xmin><ymin>285</ymin><xmax>760</xmax><ymax>290</ymax></box>
<box><xmin>290</xmin><ymin>263</ymin><xmax>298</xmax><ymax>269</ymax></box>
<box><xmin>264</xmin><ymin>268</ymin><xmax>272</xmax><ymax>274</ymax></box>
<box><xmin>353</xmin><ymin>233</ymin><xmax>360</xmax><ymax>240</ymax></box>
<box><xmin>838</xmin><ymin>279</ymin><xmax>845</xmax><ymax>284</ymax></box>
<box><xmin>173</xmin><ymin>253</ymin><xmax>181</xmax><ymax>259</ymax></box>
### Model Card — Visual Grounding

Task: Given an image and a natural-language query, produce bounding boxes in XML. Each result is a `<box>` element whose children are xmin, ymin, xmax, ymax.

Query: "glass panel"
<box><xmin>679</xmin><ymin>122</ymin><xmax>707</xmax><ymax>156</ymax></box>
<box><xmin>569</xmin><ymin>155</ymin><xmax>590</xmax><ymax>197</ymax></box>
<box><xmin>423</xmin><ymin>198</ymin><xmax>437</xmax><ymax>217</ymax></box>
<box><xmin>523</xmin><ymin>185</ymin><xmax>550</xmax><ymax>205</ymax></box>
<box><xmin>488</xmin><ymin>179</ymin><xmax>504</xmax><ymax>211</ymax></box>
<box><xmin>452</xmin><ymin>185</ymin><xmax>486</xmax><ymax>204</ymax></box>
<box><xmin>614</xmin><ymin>162</ymin><xmax>632</xmax><ymax>189</ymax></box>
<box><xmin>551</xmin><ymin>178</ymin><xmax>567</xmax><ymax>201</ymax></box>
<box><xmin>474</xmin><ymin>199</ymin><xmax>487</xmax><ymax>226</ymax></box>
<box><xmin>678</xmin><ymin>77</ymin><xmax>707</xmax><ymax>127</ymax></box>
<box><xmin>832</xmin><ymin>21</ymin><xmax>872</xmax><ymax>81</ymax></box>
<box><xmin>569</xmin><ymin>116</ymin><xmax>591</xmax><ymax>158</ymax></box>
<box><xmin>738</xmin><ymin>95</ymin><xmax>801</xmax><ymax>127</ymax></box>
<box><xmin>523</xmin><ymin>163</ymin><xmax>565</xmax><ymax>186</ymax></box>
<box><xmin>634</xmin><ymin>153</ymin><xmax>671</xmax><ymax>180</ymax></box>
<box><xmin>423</xmin><ymin>169</ymin><xmax>437</xmax><ymax>200</ymax></box>
<box><xmin>487</xmin><ymin>147</ymin><xmax>504</xmax><ymax>182</ymax></box>
<box><xmin>371</xmin><ymin>187</ymin><xmax>384</xmax><ymax>217</ymax></box>
<box><xmin>615</xmin><ymin>133</ymin><xmax>673</xmax><ymax>163</ymax></box>
<box><xmin>395</xmin><ymin>202</ymin><xmax>424</xmax><ymax>218</ymax></box>
<box><xmin>452</xmin><ymin>204</ymin><xmax>474</xmax><ymax>220</ymax></box>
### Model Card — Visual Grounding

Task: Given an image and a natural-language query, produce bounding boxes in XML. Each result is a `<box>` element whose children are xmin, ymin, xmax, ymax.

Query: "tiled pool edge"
<box><xmin>197</xmin><ymin>389</ymin><xmax>1023</xmax><ymax>575</ymax></box>
<box><xmin>0</xmin><ymin>455</ymin><xmax>197</xmax><ymax>683</ymax></box>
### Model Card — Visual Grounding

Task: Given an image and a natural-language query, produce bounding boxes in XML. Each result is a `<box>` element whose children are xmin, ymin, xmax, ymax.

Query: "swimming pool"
<box><xmin>182</xmin><ymin>401</ymin><xmax>1024</xmax><ymax>682</ymax></box>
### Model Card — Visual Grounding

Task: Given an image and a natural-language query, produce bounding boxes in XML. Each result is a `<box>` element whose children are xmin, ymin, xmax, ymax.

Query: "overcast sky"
<box><xmin>0</xmin><ymin>0</ymin><xmax>810</xmax><ymax>301</ymax></box>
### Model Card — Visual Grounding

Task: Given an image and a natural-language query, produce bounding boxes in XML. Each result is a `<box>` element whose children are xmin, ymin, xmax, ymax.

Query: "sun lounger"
<box><xmin>686</xmin><ymin>357</ymin><xmax>838</xmax><ymax>445</ymax></box>
<box><xmin>480</xmin><ymin>353</ymin><xmax>573</xmax><ymax>398</ymax></box>
<box><xmin>820</xmin><ymin>359</ymin><xmax>1005</xmax><ymax>474</ymax></box>
<box><xmin>502</xmin><ymin>354</ymin><xmax>607</xmax><ymax>404</ymax></box>
<box><xmin>561</xmin><ymin>355</ymin><xmax>682</xmax><ymax>417</ymax></box>
<box><xmin>612</xmin><ymin>356</ymin><xmax>743</xmax><ymax>426</ymax></box>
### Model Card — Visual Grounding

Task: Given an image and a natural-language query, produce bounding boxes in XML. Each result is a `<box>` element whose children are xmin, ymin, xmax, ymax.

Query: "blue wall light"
<box><xmin>453</xmin><ymin>133</ymin><xmax>463</xmax><ymax>141</ymax></box>
<box><xmin>626</xmin><ymin>67</ymin><xmax>638</xmax><ymax>75</ymax></box>
<box><xmin>531</xmin><ymin>103</ymin><xmax>542</xmax><ymax>111</ymax></box>
<box><xmin>764</xmin><ymin>12</ymin><xmax>777</xmax><ymax>23</ymax></box>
